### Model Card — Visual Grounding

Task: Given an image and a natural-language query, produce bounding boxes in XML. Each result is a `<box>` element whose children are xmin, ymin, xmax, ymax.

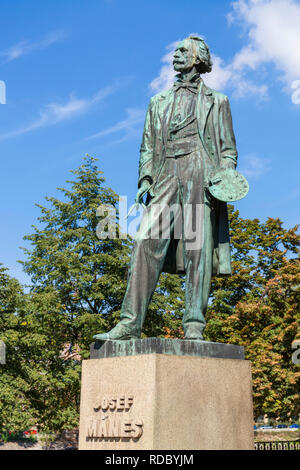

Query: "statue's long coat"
<box><xmin>138</xmin><ymin>79</ymin><xmax>238</xmax><ymax>277</ymax></box>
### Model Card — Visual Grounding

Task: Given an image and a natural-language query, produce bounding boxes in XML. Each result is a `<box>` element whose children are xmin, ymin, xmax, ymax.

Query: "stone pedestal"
<box><xmin>79</xmin><ymin>339</ymin><xmax>254</xmax><ymax>450</ymax></box>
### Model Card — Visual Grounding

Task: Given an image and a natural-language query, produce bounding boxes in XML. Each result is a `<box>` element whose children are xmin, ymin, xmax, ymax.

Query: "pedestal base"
<box><xmin>79</xmin><ymin>340</ymin><xmax>254</xmax><ymax>450</ymax></box>
<box><xmin>90</xmin><ymin>337</ymin><xmax>245</xmax><ymax>360</ymax></box>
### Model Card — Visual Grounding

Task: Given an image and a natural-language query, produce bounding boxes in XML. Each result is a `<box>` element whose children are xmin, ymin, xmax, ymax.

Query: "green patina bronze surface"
<box><xmin>209</xmin><ymin>168</ymin><xmax>249</xmax><ymax>202</ymax></box>
<box><xmin>91</xmin><ymin>338</ymin><xmax>245</xmax><ymax>360</ymax></box>
<box><xmin>94</xmin><ymin>35</ymin><xmax>248</xmax><ymax>343</ymax></box>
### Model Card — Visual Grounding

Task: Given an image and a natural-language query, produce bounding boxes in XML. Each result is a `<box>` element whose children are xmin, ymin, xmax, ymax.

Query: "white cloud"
<box><xmin>205</xmin><ymin>52</ymin><xmax>268</xmax><ymax>99</ymax></box>
<box><xmin>149</xmin><ymin>35</ymin><xmax>203</xmax><ymax>93</ymax></box>
<box><xmin>150</xmin><ymin>1</ymin><xmax>300</xmax><ymax>100</ymax></box>
<box><xmin>149</xmin><ymin>35</ymin><xmax>267</xmax><ymax>98</ymax></box>
<box><xmin>86</xmin><ymin>108</ymin><xmax>145</xmax><ymax>143</ymax></box>
<box><xmin>203</xmin><ymin>55</ymin><xmax>232</xmax><ymax>91</ymax></box>
<box><xmin>0</xmin><ymin>86</ymin><xmax>115</xmax><ymax>141</ymax></box>
<box><xmin>228</xmin><ymin>0</ymin><xmax>300</xmax><ymax>88</ymax></box>
<box><xmin>0</xmin><ymin>30</ymin><xmax>66</xmax><ymax>63</ymax></box>
<box><xmin>239</xmin><ymin>154</ymin><xmax>271</xmax><ymax>178</ymax></box>
<box><xmin>149</xmin><ymin>41</ymin><xmax>178</xmax><ymax>93</ymax></box>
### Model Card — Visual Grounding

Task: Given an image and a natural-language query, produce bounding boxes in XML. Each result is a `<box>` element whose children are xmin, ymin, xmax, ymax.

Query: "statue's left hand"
<box><xmin>135</xmin><ymin>179</ymin><xmax>151</xmax><ymax>204</ymax></box>
<box><xmin>221</xmin><ymin>159</ymin><xmax>236</xmax><ymax>170</ymax></box>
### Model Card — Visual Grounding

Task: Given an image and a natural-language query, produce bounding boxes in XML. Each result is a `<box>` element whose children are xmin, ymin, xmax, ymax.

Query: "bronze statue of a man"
<box><xmin>94</xmin><ymin>36</ymin><xmax>238</xmax><ymax>341</ymax></box>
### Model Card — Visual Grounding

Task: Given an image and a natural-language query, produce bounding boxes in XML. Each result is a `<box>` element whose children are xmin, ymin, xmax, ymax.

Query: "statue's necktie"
<box><xmin>173</xmin><ymin>80</ymin><xmax>199</xmax><ymax>94</ymax></box>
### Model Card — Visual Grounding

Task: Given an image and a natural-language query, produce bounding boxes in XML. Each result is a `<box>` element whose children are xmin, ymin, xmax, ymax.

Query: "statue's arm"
<box><xmin>138</xmin><ymin>99</ymin><xmax>154</xmax><ymax>189</ymax></box>
<box><xmin>135</xmin><ymin>99</ymin><xmax>155</xmax><ymax>203</ymax></box>
<box><xmin>219</xmin><ymin>96</ymin><xmax>238</xmax><ymax>169</ymax></box>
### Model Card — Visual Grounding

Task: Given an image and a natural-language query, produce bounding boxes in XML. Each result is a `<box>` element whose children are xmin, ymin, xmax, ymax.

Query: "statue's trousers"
<box><xmin>120</xmin><ymin>150</ymin><xmax>215</xmax><ymax>336</ymax></box>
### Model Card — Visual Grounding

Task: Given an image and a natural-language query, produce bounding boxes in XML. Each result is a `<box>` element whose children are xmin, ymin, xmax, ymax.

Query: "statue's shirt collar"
<box><xmin>173</xmin><ymin>74</ymin><xmax>202</xmax><ymax>94</ymax></box>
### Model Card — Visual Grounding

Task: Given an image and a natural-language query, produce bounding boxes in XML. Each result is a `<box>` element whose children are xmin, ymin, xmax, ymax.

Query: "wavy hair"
<box><xmin>187</xmin><ymin>36</ymin><xmax>213</xmax><ymax>74</ymax></box>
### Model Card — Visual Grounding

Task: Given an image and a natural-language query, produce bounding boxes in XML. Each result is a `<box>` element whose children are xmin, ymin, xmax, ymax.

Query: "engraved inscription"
<box><xmin>87</xmin><ymin>394</ymin><xmax>143</xmax><ymax>441</ymax></box>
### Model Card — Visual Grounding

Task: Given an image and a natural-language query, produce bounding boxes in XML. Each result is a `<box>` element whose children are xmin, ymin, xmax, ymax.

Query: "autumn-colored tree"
<box><xmin>205</xmin><ymin>208</ymin><xmax>300</xmax><ymax>420</ymax></box>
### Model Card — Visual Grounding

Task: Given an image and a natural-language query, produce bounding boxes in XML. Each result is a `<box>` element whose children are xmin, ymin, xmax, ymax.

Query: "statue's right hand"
<box><xmin>135</xmin><ymin>179</ymin><xmax>151</xmax><ymax>204</ymax></box>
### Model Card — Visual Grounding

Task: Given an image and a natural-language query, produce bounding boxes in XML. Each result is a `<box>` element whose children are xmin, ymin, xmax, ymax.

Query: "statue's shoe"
<box><xmin>184</xmin><ymin>336</ymin><xmax>205</xmax><ymax>341</ymax></box>
<box><xmin>184</xmin><ymin>329</ymin><xmax>205</xmax><ymax>341</ymax></box>
<box><xmin>93</xmin><ymin>325</ymin><xmax>140</xmax><ymax>341</ymax></box>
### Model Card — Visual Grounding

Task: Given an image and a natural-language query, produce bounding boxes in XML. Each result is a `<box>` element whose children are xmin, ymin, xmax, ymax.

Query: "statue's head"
<box><xmin>173</xmin><ymin>36</ymin><xmax>212</xmax><ymax>74</ymax></box>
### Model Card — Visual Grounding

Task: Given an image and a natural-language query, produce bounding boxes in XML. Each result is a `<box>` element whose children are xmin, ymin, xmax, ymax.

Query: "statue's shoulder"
<box><xmin>204</xmin><ymin>84</ymin><xmax>229</xmax><ymax>103</ymax></box>
<box><xmin>150</xmin><ymin>88</ymin><xmax>173</xmax><ymax>103</ymax></box>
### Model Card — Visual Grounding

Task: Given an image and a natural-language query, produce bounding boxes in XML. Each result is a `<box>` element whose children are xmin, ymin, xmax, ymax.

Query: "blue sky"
<box><xmin>0</xmin><ymin>0</ymin><xmax>299</xmax><ymax>284</ymax></box>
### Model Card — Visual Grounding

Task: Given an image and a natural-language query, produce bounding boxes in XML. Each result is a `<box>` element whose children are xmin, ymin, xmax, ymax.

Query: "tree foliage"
<box><xmin>0</xmin><ymin>156</ymin><xmax>299</xmax><ymax>434</ymax></box>
<box><xmin>1</xmin><ymin>156</ymin><xmax>133</xmax><ymax>433</ymax></box>
<box><xmin>23</xmin><ymin>156</ymin><xmax>133</xmax><ymax>342</ymax></box>
<box><xmin>0</xmin><ymin>265</ymin><xmax>36</xmax><ymax>432</ymax></box>
<box><xmin>205</xmin><ymin>208</ymin><xmax>300</xmax><ymax>419</ymax></box>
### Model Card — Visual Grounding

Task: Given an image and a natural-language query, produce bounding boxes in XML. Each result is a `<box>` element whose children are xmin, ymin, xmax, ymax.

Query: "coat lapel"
<box><xmin>196</xmin><ymin>80</ymin><xmax>214</xmax><ymax>152</ymax></box>
<box><xmin>159</xmin><ymin>90</ymin><xmax>175</xmax><ymax>147</ymax></box>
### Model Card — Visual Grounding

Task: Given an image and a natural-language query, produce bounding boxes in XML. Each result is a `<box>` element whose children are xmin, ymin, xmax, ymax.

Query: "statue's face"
<box><xmin>173</xmin><ymin>39</ymin><xmax>198</xmax><ymax>72</ymax></box>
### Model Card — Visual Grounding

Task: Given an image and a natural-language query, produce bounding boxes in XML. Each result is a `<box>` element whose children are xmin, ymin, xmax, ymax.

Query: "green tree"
<box><xmin>22</xmin><ymin>156</ymin><xmax>132</xmax><ymax>351</ymax></box>
<box><xmin>4</xmin><ymin>156</ymin><xmax>133</xmax><ymax>432</ymax></box>
<box><xmin>0</xmin><ymin>265</ymin><xmax>35</xmax><ymax>433</ymax></box>
<box><xmin>2</xmin><ymin>156</ymin><xmax>298</xmax><ymax>434</ymax></box>
<box><xmin>22</xmin><ymin>155</ymin><xmax>185</xmax><ymax>346</ymax></box>
<box><xmin>205</xmin><ymin>207</ymin><xmax>300</xmax><ymax>420</ymax></box>
<box><xmin>0</xmin><ymin>155</ymin><xmax>185</xmax><ymax>434</ymax></box>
